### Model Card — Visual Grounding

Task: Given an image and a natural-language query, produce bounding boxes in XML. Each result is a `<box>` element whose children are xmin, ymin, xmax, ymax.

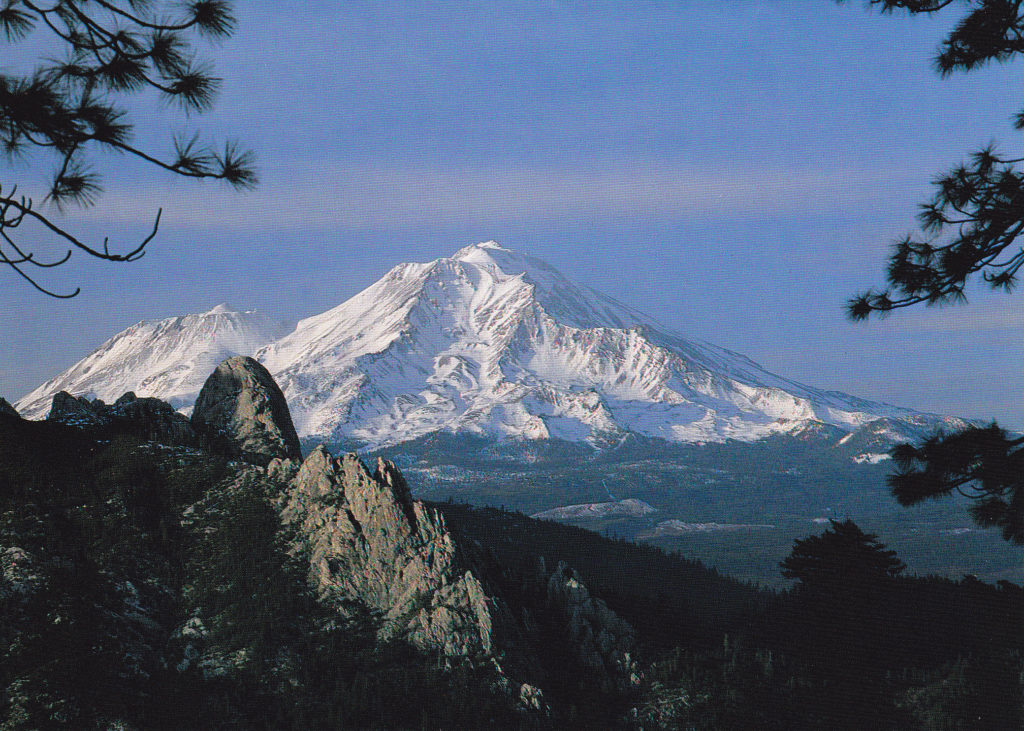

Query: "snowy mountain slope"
<box><xmin>18</xmin><ymin>242</ymin><xmax>961</xmax><ymax>448</ymax></box>
<box><xmin>835</xmin><ymin>414</ymin><xmax>973</xmax><ymax>464</ymax></box>
<box><xmin>256</xmin><ymin>242</ymin><xmax>945</xmax><ymax>447</ymax></box>
<box><xmin>16</xmin><ymin>305</ymin><xmax>291</xmax><ymax>419</ymax></box>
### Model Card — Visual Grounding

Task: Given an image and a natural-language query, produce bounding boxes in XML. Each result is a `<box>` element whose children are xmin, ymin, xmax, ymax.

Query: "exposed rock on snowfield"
<box><xmin>192</xmin><ymin>356</ymin><xmax>302</xmax><ymax>465</ymax></box>
<box><xmin>835</xmin><ymin>414</ymin><xmax>971</xmax><ymax>462</ymax></box>
<box><xmin>280</xmin><ymin>447</ymin><xmax>493</xmax><ymax>657</ymax></box>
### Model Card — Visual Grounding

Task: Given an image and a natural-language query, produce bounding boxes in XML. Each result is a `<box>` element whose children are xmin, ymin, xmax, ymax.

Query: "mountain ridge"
<box><xmin>16</xmin><ymin>242</ymin><xmax>963</xmax><ymax>449</ymax></box>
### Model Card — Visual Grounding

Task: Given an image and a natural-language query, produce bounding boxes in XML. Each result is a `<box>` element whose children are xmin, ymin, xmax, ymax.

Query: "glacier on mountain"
<box><xmin>17</xmin><ymin>242</ymin><xmax>957</xmax><ymax>447</ymax></box>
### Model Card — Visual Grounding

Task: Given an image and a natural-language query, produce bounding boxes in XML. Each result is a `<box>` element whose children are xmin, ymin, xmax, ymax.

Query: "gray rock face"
<box><xmin>546</xmin><ymin>562</ymin><xmax>637</xmax><ymax>687</ymax></box>
<box><xmin>0</xmin><ymin>398</ymin><xmax>19</xmax><ymax>419</ymax></box>
<box><xmin>281</xmin><ymin>447</ymin><xmax>493</xmax><ymax>657</ymax></box>
<box><xmin>191</xmin><ymin>356</ymin><xmax>301</xmax><ymax>465</ymax></box>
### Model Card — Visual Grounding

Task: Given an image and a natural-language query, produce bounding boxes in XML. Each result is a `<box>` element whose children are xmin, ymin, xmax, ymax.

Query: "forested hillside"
<box><xmin>2</xmin><ymin>400</ymin><xmax>1022</xmax><ymax>729</ymax></box>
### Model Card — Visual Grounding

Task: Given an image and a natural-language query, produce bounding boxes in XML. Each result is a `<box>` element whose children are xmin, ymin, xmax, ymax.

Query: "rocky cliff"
<box><xmin>18</xmin><ymin>356</ymin><xmax>638</xmax><ymax>715</ymax></box>
<box><xmin>273</xmin><ymin>445</ymin><xmax>639</xmax><ymax>704</ymax></box>
<box><xmin>279</xmin><ymin>447</ymin><xmax>494</xmax><ymax>657</ymax></box>
<box><xmin>47</xmin><ymin>390</ymin><xmax>197</xmax><ymax>444</ymax></box>
<box><xmin>547</xmin><ymin>562</ymin><xmax>637</xmax><ymax>688</ymax></box>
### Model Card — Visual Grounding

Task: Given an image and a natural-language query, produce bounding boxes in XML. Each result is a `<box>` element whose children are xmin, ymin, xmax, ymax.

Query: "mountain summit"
<box><xmin>19</xmin><ymin>243</ymin><xmax>950</xmax><ymax>446</ymax></box>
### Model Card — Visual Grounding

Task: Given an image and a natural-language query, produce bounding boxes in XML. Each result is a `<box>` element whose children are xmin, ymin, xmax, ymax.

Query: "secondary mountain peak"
<box><xmin>452</xmin><ymin>239</ymin><xmax>506</xmax><ymax>258</ymax></box>
<box><xmin>16</xmin><ymin>307</ymin><xmax>291</xmax><ymax>419</ymax></box>
<box><xmin>205</xmin><ymin>302</ymin><xmax>238</xmax><ymax>315</ymax></box>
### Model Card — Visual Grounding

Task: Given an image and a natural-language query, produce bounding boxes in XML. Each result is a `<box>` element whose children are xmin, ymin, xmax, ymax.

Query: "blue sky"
<box><xmin>2</xmin><ymin>1</ymin><xmax>1023</xmax><ymax>426</ymax></box>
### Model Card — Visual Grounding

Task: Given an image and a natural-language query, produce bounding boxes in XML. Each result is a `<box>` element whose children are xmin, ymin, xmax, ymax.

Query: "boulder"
<box><xmin>191</xmin><ymin>356</ymin><xmax>301</xmax><ymax>465</ymax></box>
<box><xmin>519</xmin><ymin>683</ymin><xmax>547</xmax><ymax>713</ymax></box>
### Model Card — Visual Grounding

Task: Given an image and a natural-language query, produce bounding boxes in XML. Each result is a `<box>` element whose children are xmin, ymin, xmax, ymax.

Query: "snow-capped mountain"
<box><xmin>256</xmin><ymin>241</ymin><xmax>935</xmax><ymax>446</ymax></box>
<box><xmin>16</xmin><ymin>304</ymin><xmax>291</xmax><ymax>419</ymax></box>
<box><xmin>17</xmin><ymin>243</ymin><xmax>958</xmax><ymax>447</ymax></box>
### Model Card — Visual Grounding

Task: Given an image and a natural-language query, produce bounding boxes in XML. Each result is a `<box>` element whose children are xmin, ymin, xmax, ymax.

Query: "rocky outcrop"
<box><xmin>547</xmin><ymin>562</ymin><xmax>637</xmax><ymax>687</ymax></box>
<box><xmin>281</xmin><ymin>447</ymin><xmax>493</xmax><ymax>657</ymax></box>
<box><xmin>184</xmin><ymin>358</ymin><xmax>635</xmax><ymax>699</ymax></box>
<box><xmin>518</xmin><ymin>682</ymin><xmax>547</xmax><ymax>713</ymax></box>
<box><xmin>107</xmin><ymin>392</ymin><xmax>196</xmax><ymax>444</ymax></box>
<box><xmin>0</xmin><ymin>546</ymin><xmax>43</xmax><ymax>602</ymax></box>
<box><xmin>0</xmin><ymin>398</ymin><xmax>19</xmax><ymax>419</ymax></box>
<box><xmin>277</xmin><ymin>444</ymin><xmax>638</xmax><ymax>704</ymax></box>
<box><xmin>48</xmin><ymin>391</ymin><xmax>108</xmax><ymax>428</ymax></box>
<box><xmin>46</xmin><ymin>390</ymin><xmax>197</xmax><ymax>445</ymax></box>
<box><xmin>192</xmin><ymin>356</ymin><xmax>301</xmax><ymax>465</ymax></box>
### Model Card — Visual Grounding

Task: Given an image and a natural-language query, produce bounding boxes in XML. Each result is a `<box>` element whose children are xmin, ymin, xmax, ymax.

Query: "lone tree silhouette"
<box><xmin>781</xmin><ymin>519</ymin><xmax>906</xmax><ymax>588</ymax></box>
<box><xmin>840</xmin><ymin>1</ymin><xmax>1024</xmax><ymax>544</ymax></box>
<box><xmin>0</xmin><ymin>0</ymin><xmax>255</xmax><ymax>298</ymax></box>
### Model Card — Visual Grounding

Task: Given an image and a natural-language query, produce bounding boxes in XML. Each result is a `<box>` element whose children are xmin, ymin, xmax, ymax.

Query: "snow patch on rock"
<box><xmin>531</xmin><ymin>499</ymin><xmax>656</xmax><ymax>520</ymax></box>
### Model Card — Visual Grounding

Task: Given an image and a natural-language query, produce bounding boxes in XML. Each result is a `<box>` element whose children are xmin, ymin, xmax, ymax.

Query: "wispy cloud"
<box><xmin>67</xmin><ymin>161</ymin><xmax>918</xmax><ymax>232</ymax></box>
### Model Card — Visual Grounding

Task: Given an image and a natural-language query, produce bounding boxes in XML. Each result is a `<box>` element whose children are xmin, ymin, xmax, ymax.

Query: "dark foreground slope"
<box><xmin>436</xmin><ymin>501</ymin><xmax>1024</xmax><ymax>728</ymax></box>
<box><xmin>0</xmin><ymin>410</ymin><xmax>536</xmax><ymax>729</ymax></box>
<box><xmin>2</xmin><ymin>397</ymin><xmax>1024</xmax><ymax>729</ymax></box>
<box><xmin>434</xmin><ymin>502</ymin><xmax>768</xmax><ymax>655</ymax></box>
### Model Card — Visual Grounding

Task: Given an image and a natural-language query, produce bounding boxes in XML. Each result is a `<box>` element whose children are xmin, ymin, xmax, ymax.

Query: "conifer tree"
<box><xmin>781</xmin><ymin>519</ymin><xmax>905</xmax><ymax>588</ymax></box>
<box><xmin>840</xmin><ymin>0</ymin><xmax>1024</xmax><ymax>543</ymax></box>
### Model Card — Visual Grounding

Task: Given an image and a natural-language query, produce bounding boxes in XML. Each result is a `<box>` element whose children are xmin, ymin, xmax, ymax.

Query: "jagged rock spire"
<box><xmin>280</xmin><ymin>447</ymin><xmax>493</xmax><ymax>657</ymax></box>
<box><xmin>0</xmin><ymin>398</ymin><xmax>19</xmax><ymax>419</ymax></box>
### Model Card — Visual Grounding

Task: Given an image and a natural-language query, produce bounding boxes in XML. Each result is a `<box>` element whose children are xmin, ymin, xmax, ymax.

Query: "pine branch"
<box><xmin>0</xmin><ymin>0</ymin><xmax>251</xmax><ymax>297</ymax></box>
